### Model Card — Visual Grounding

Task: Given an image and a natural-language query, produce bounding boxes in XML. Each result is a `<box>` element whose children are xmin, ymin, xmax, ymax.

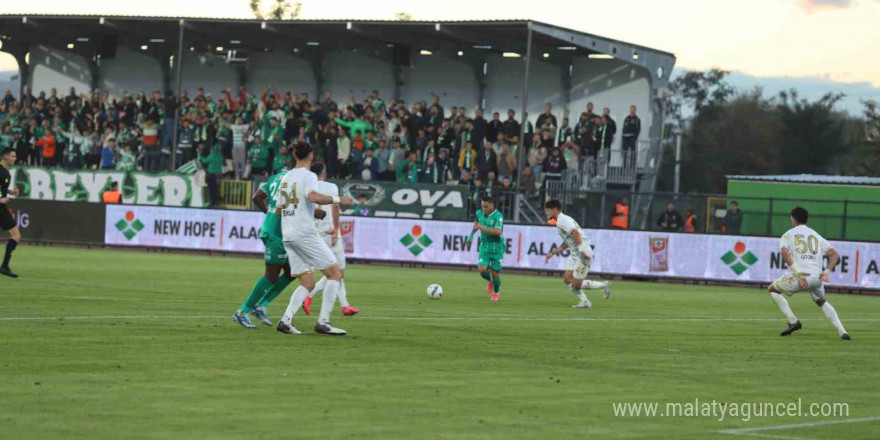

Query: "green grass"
<box><xmin>0</xmin><ymin>246</ymin><xmax>878</xmax><ymax>439</ymax></box>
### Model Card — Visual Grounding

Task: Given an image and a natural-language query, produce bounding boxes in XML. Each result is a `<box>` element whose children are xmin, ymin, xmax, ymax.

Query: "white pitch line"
<box><xmin>718</xmin><ymin>416</ymin><xmax>880</xmax><ymax>438</ymax></box>
<box><xmin>722</xmin><ymin>433</ymin><xmax>813</xmax><ymax>440</ymax></box>
<box><xmin>2</xmin><ymin>315</ymin><xmax>880</xmax><ymax>323</ymax></box>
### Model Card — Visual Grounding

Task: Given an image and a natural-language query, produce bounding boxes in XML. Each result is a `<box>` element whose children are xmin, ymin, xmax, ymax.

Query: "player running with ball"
<box><xmin>465</xmin><ymin>197</ymin><xmax>505</xmax><ymax>302</ymax></box>
<box><xmin>768</xmin><ymin>206</ymin><xmax>850</xmax><ymax>340</ymax></box>
<box><xmin>543</xmin><ymin>199</ymin><xmax>610</xmax><ymax>308</ymax></box>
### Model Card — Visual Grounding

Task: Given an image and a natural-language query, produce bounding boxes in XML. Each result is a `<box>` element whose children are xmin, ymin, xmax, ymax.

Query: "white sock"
<box><xmin>337</xmin><ymin>280</ymin><xmax>350</xmax><ymax>308</ymax></box>
<box><xmin>282</xmin><ymin>286</ymin><xmax>311</xmax><ymax>324</ymax></box>
<box><xmin>570</xmin><ymin>285</ymin><xmax>591</xmax><ymax>305</ymax></box>
<box><xmin>770</xmin><ymin>292</ymin><xmax>798</xmax><ymax>325</ymax></box>
<box><xmin>309</xmin><ymin>277</ymin><xmax>327</xmax><ymax>299</ymax></box>
<box><xmin>318</xmin><ymin>279</ymin><xmax>340</xmax><ymax>324</ymax></box>
<box><xmin>583</xmin><ymin>280</ymin><xmax>607</xmax><ymax>289</ymax></box>
<box><xmin>577</xmin><ymin>292</ymin><xmax>591</xmax><ymax>306</ymax></box>
<box><xmin>821</xmin><ymin>302</ymin><xmax>847</xmax><ymax>336</ymax></box>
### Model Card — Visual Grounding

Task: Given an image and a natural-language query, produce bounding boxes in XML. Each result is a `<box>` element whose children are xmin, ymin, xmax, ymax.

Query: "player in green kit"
<box><xmin>466</xmin><ymin>198</ymin><xmax>505</xmax><ymax>302</ymax></box>
<box><xmin>232</xmin><ymin>167</ymin><xmax>296</xmax><ymax>328</ymax></box>
<box><xmin>232</xmin><ymin>158</ymin><xmax>328</xmax><ymax>328</ymax></box>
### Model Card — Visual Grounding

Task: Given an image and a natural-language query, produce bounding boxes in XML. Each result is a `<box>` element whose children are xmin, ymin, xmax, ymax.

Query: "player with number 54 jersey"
<box><xmin>274</xmin><ymin>142</ymin><xmax>353</xmax><ymax>336</ymax></box>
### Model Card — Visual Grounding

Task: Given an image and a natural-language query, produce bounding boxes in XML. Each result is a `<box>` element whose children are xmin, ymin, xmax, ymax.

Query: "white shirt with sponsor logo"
<box><xmin>780</xmin><ymin>224</ymin><xmax>832</xmax><ymax>275</ymax></box>
<box><xmin>314</xmin><ymin>180</ymin><xmax>339</xmax><ymax>235</ymax></box>
<box><xmin>276</xmin><ymin>168</ymin><xmax>319</xmax><ymax>240</ymax></box>
<box><xmin>556</xmin><ymin>212</ymin><xmax>591</xmax><ymax>252</ymax></box>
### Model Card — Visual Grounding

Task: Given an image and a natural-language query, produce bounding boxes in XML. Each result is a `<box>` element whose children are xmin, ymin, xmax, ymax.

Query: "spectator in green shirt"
<box><xmin>248</xmin><ymin>135</ymin><xmax>268</xmax><ymax>177</ymax></box>
<box><xmin>262</xmin><ymin>116</ymin><xmax>284</xmax><ymax>154</ymax></box>
<box><xmin>272</xmin><ymin>144</ymin><xmax>291</xmax><ymax>173</ymax></box>
<box><xmin>396</xmin><ymin>151</ymin><xmax>420</xmax><ymax>183</ymax></box>
<box><xmin>117</xmin><ymin>143</ymin><xmax>137</xmax><ymax>171</ymax></box>
<box><xmin>364</xmin><ymin>131</ymin><xmax>379</xmax><ymax>152</ymax></box>
<box><xmin>334</xmin><ymin>114</ymin><xmax>373</xmax><ymax>140</ymax></box>
<box><xmin>353</xmin><ymin>194</ymin><xmax>371</xmax><ymax>216</ymax></box>
<box><xmin>200</xmin><ymin>143</ymin><xmax>224</xmax><ymax>207</ymax></box>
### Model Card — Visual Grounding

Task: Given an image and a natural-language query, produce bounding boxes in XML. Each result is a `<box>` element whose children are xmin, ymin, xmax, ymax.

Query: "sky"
<box><xmin>1</xmin><ymin>0</ymin><xmax>878</xmax><ymax>113</ymax></box>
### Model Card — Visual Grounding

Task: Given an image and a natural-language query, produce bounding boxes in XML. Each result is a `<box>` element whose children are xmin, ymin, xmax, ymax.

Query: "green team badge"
<box><xmin>115</xmin><ymin>210</ymin><xmax>145</xmax><ymax>240</ymax></box>
<box><xmin>720</xmin><ymin>241</ymin><xmax>758</xmax><ymax>275</ymax></box>
<box><xmin>400</xmin><ymin>225</ymin><xmax>433</xmax><ymax>256</ymax></box>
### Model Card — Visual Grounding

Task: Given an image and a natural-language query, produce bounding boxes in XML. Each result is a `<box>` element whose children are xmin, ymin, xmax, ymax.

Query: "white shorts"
<box><xmin>772</xmin><ymin>273</ymin><xmax>825</xmax><ymax>301</ymax></box>
<box><xmin>321</xmin><ymin>233</ymin><xmax>346</xmax><ymax>269</ymax></box>
<box><xmin>283</xmin><ymin>233</ymin><xmax>338</xmax><ymax>276</ymax></box>
<box><xmin>565</xmin><ymin>247</ymin><xmax>593</xmax><ymax>280</ymax></box>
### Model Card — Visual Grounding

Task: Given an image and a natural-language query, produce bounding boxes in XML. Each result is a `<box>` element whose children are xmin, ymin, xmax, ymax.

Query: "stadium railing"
<box><xmin>220</xmin><ymin>180</ymin><xmax>253</xmax><ymax>210</ymax></box>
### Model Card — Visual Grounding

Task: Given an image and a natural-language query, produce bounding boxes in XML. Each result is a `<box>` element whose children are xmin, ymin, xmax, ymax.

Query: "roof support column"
<box><xmin>88</xmin><ymin>57</ymin><xmax>100</xmax><ymax>91</ymax></box>
<box><xmin>161</xmin><ymin>58</ymin><xmax>172</xmax><ymax>96</ymax></box>
<box><xmin>170</xmin><ymin>18</ymin><xmax>185</xmax><ymax>171</ymax></box>
<box><xmin>235</xmin><ymin>65</ymin><xmax>248</xmax><ymax>91</ymax></box>
<box><xmin>516</xmin><ymin>22</ymin><xmax>533</xmax><ymax>187</ymax></box>
<box><xmin>14</xmin><ymin>51</ymin><xmax>30</xmax><ymax>100</ymax></box>
<box><xmin>472</xmin><ymin>59</ymin><xmax>487</xmax><ymax>110</ymax></box>
<box><xmin>561</xmin><ymin>64</ymin><xmax>572</xmax><ymax>121</ymax></box>
<box><xmin>392</xmin><ymin>63</ymin><xmax>404</xmax><ymax>101</ymax></box>
<box><xmin>308</xmin><ymin>48</ymin><xmax>325</xmax><ymax>100</ymax></box>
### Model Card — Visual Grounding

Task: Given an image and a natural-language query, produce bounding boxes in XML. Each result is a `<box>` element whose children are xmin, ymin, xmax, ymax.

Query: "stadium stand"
<box><xmin>0</xmin><ymin>86</ymin><xmax>640</xmax><ymax>191</ymax></box>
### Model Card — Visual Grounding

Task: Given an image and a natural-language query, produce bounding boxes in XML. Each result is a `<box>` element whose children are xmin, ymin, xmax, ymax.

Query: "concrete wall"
<box><xmin>484</xmin><ymin>54</ymin><xmax>564</xmax><ymax>122</ymax></box>
<box><xmin>29</xmin><ymin>45</ymin><xmax>91</xmax><ymax>96</ymax></box>
<box><xmin>179</xmin><ymin>52</ymin><xmax>237</xmax><ymax>98</ymax></box>
<box><xmin>245</xmin><ymin>53</ymin><xmax>316</xmax><ymax>98</ymax></box>
<box><xmin>401</xmin><ymin>55</ymin><xmax>478</xmax><ymax>113</ymax></box>
<box><xmin>324</xmin><ymin>51</ymin><xmax>394</xmax><ymax>103</ymax></box>
<box><xmin>99</xmin><ymin>47</ymin><xmax>162</xmax><ymax>95</ymax></box>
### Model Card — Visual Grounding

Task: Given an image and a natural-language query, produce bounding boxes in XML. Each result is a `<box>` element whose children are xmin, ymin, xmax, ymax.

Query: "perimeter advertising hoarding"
<box><xmin>13</xmin><ymin>199</ymin><xmax>105</xmax><ymax>243</ymax></box>
<box><xmin>105</xmin><ymin>206</ymin><xmax>879</xmax><ymax>290</ymax></box>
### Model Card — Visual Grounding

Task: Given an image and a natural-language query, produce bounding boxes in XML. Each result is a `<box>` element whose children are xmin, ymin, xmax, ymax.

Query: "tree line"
<box><xmin>660</xmin><ymin>69</ymin><xmax>879</xmax><ymax>193</ymax></box>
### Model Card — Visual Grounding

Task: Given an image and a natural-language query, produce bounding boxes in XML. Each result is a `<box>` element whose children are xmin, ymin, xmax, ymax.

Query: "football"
<box><xmin>426</xmin><ymin>284</ymin><xmax>443</xmax><ymax>299</ymax></box>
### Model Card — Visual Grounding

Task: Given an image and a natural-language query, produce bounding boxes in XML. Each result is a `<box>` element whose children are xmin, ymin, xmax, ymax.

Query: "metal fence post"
<box><xmin>767</xmin><ymin>198</ymin><xmax>774</xmax><ymax>236</ymax></box>
<box><xmin>514</xmin><ymin>193</ymin><xmax>522</xmax><ymax>224</ymax></box>
<box><xmin>842</xmin><ymin>199</ymin><xmax>848</xmax><ymax>239</ymax></box>
<box><xmin>170</xmin><ymin>18</ymin><xmax>185</xmax><ymax>171</ymax></box>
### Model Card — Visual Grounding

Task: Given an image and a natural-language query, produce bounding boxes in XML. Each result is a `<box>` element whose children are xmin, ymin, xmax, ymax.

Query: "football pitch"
<box><xmin>1</xmin><ymin>246</ymin><xmax>878</xmax><ymax>439</ymax></box>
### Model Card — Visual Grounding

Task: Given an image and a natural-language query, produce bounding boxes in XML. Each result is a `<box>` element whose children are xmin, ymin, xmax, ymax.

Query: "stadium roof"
<box><xmin>0</xmin><ymin>15</ymin><xmax>675</xmax><ymax>86</ymax></box>
<box><xmin>727</xmin><ymin>175</ymin><xmax>880</xmax><ymax>186</ymax></box>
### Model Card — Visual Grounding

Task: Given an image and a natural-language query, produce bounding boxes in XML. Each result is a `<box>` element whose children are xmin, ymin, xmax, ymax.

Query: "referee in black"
<box><xmin>0</xmin><ymin>147</ymin><xmax>21</xmax><ymax>277</ymax></box>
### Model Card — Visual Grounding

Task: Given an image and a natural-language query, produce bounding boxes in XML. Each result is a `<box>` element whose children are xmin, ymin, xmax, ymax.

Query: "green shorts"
<box><xmin>477</xmin><ymin>251</ymin><xmax>504</xmax><ymax>272</ymax></box>
<box><xmin>262</xmin><ymin>235</ymin><xmax>288</xmax><ymax>265</ymax></box>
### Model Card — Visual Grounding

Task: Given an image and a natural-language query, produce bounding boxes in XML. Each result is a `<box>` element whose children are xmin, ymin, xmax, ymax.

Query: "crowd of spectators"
<box><xmin>0</xmin><ymin>85</ymin><xmax>641</xmax><ymax>204</ymax></box>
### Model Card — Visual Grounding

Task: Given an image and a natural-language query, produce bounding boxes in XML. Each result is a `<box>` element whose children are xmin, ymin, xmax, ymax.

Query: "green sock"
<box><xmin>480</xmin><ymin>271</ymin><xmax>493</xmax><ymax>282</ymax></box>
<box><xmin>493</xmin><ymin>276</ymin><xmax>501</xmax><ymax>293</ymax></box>
<box><xmin>258</xmin><ymin>276</ymin><xmax>294</xmax><ymax>308</ymax></box>
<box><xmin>241</xmin><ymin>276</ymin><xmax>274</xmax><ymax>313</ymax></box>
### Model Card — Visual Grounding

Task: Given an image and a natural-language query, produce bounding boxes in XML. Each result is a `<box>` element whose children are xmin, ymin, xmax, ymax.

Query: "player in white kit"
<box><xmin>768</xmin><ymin>207</ymin><xmax>850</xmax><ymax>340</ymax></box>
<box><xmin>302</xmin><ymin>161</ymin><xmax>360</xmax><ymax>316</ymax></box>
<box><xmin>275</xmin><ymin>142</ymin><xmax>353</xmax><ymax>336</ymax></box>
<box><xmin>543</xmin><ymin>199</ymin><xmax>610</xmax><ymax>308</ymax></box>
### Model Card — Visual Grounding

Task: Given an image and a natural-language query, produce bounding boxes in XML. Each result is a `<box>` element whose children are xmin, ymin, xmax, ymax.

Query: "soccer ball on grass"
<box><xmin>426</xmin><ymin>284</ymin><xmax>443</xmax><ymax>299</ymax></box>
